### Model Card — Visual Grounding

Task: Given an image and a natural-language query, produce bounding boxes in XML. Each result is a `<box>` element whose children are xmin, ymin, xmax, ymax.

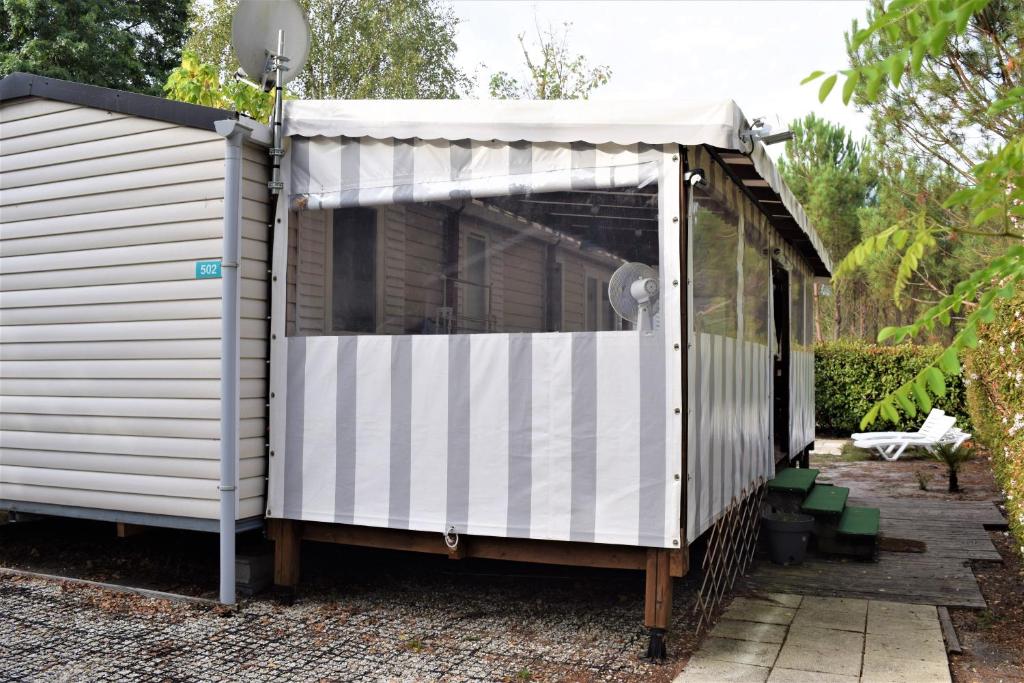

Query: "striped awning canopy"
<box><xmin>289</xmin><ymin>137</ymin><xmax>665</xmax><ymax>212</ymax></box>
<box><xmin>283</xmin><ymin>99</ymin><xmax>832</xmax><ymax>276</ymax></box>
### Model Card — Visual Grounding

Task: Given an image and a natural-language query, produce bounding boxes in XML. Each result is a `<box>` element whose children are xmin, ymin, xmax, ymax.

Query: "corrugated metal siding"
<box><xmin>0</xmin><ymin>96</ymin><xmax>270</xmax><ymax>522</ymax></box>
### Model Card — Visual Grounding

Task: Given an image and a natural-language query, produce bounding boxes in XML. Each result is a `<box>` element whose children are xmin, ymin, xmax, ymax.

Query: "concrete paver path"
<box><xmin>675</xmin><ymin>593</ymin><xmax>951</xmax><ymax>683</ymax></box>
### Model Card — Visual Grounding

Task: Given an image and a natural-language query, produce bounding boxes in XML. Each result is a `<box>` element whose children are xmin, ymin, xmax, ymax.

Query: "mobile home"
<box><xmin>0</xmin><ymin>76</ymin><xmax>831</xmax><ymax>649</ymax></box>
<box><xmin>0</xmin><ymin>74</ymin><xmax>273</xmax><ymax>600</ymax></box>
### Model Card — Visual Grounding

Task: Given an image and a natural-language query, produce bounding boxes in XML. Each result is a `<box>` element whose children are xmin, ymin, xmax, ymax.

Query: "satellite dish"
<box><xmin>608</xmin><ymin>262</ymin><xmax>660</xmax><ymax>333</ymax></box>
<box><xmin>231</xmin><ymin>0</ymin><xmax>310</xmax><ymax>89</ymax></box>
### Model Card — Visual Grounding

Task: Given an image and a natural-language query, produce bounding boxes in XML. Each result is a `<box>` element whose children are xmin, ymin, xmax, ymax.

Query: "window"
<box><xmin>546</xmin><ymin>261</ymin><xmax>564</xmax><ymax>332</ymax></box>
<box><xmin>601</xmin><ymin>281</ymin><xmax>616</xmax><ymax>331</ymax></box>
<box><xmin>585</xmin><ymin>274</ymin><xmax>617</xmax><ymax>331</ymax></box>
<box><xmin>586</xmin><ymin>276</ymin><xmax>598</xmax><ymax>330</ymax></box>
<box><xmin>463</xmin><ymin>234</ymin><xmax>489</xmax><ymax>331</ymax></box>
<box><xmin>331</xmin><ymin>208</ymin><xmax>378</xmax><ymax>333</ymax></box>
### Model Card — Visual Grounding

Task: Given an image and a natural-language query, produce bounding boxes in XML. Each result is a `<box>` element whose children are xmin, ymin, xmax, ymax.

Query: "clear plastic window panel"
<box><xmin>691</xmin><ymin>188</ymin><xmax>739</xmax><ymax>338</ymax></box>
<box><xmin>289</xmin><ymin>186</ymin><xmax>660</xmax><ymax>336</ymax></box>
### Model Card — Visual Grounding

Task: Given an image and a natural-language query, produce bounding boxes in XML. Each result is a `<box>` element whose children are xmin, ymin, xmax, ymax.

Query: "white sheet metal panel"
<box><xmin>0</xmin><ymin>96</ymin><xmax>271</xmax><ymax>522</ymax></box>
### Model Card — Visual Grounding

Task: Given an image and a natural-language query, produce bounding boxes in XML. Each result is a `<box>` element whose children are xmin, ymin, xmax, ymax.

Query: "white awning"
<box><xmin>284</xmin><ymin>99</ymin><xmax>745</xmax><ymax>148</ymax></box>
<box><xmin>282</xmin><ymin>99</ymin><xmax>832</xmax><ymax>275</ymax></box>
<box><xmin>289</xmin><ymin>137</ymin><xmax>665</xmax><ymax>211</ymax></box>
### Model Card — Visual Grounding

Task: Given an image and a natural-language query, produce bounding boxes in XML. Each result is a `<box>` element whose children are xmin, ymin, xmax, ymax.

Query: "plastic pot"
<box><xmin>762</xmin><ymin>512</ymin><xmax>815</xmax><ymax>566</ymax></box>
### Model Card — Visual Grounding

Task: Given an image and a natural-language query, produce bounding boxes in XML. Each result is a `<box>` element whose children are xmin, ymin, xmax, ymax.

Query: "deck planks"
<box><xmin>743</xmin><ymin>495</ymin><xmax>1005</xmax><ymax>608</ymax></box>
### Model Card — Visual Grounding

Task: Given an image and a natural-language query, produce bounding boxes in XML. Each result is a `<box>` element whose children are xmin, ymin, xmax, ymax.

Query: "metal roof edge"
<box><xmin>0</xmin><ymin>72</ymin><xmax>239</xmax><ymax>132</ymax></box>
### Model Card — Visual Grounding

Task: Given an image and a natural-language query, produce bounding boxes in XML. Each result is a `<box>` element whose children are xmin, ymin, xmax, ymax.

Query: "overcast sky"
<box><xmin>451</xmin><ymin>1</ymin><xmax>871</xmax><ymax>155</ymax></box>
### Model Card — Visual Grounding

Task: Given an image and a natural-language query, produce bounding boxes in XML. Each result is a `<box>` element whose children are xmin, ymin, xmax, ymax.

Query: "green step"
<box><xmin>838</xmin><ymin>506</ymin><xmax>881</xmax><ymax>537</ymax></box>
<box><xmin>802</xmin><ymin>485</ymin><xmax>849</xmax><ymax>515</ymax></box>
<box><xmin>766</xmin><ymin>468</ymin><xmax>820</xmax><ymax>494</ymax></box>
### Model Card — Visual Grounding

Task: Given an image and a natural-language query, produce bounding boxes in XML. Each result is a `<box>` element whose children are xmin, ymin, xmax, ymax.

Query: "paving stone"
<box><xmin>866</xmin><ymin>600</ymin><xmax>942</xmax><ymax>636</ymax></box>
<box><xmin>864</xmin><ymin>631</ymin><xmax>947</xmax><ymax>663</ymax></box>
<box><xmin>748</xmin><ymin>592</ymin><xmax>803</xmax><ymax>609</ymax></box>
<box><xmin>791</xmin><ymin>596</ymin><xmax>868</xmax><ymax>632</ymax></box>
<box><xmin>773</xmin><ymin>625</ymin><xmax>864</xmax><ymax>677</ymax></box>
<box><xmin>766</xmin><ymin>667</ymin><xmax>859</xmax><ymax>683</ymax></box>
<box><xmin>675</xmin><ymin>656</ymin><xmax>771</xmax><ymax>682</ymax></box>
<box><xmin>722</xmin><ymin>597</ymin><xmax>796</xmax><ymax>625</ymax></box>
<box><xmin>710</xmin><ymin>619</ymin><xmax>788</xmax><ymax>644</ymax></box>
<box><xmin>695</xmin><ymin>636</ymin><xmax>781</xmax><ymax>668</ymax></box>
<box><xmin>861</xmin><ymin>651</ymin><xmax>952</xmax><ymax>683</ymax></box>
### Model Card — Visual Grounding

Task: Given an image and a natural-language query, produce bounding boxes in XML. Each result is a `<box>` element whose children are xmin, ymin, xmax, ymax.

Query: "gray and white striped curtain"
<box><xmin>288</xmin><ymin>137</ymin><xmax>664</xmax><ymax>210</ymax></box>
<box><xmin>279</xmin><ymin>330</ymin><xmax>676</xmax><ymax>548</ymax></box>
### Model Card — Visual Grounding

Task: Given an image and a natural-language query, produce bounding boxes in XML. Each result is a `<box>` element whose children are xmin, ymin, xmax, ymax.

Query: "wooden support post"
<box><xmin>669</xmin><ymin>545</ymin><xmax>688</xmax><ymax>578</ymax></box>
<box><xmin>643</xmin><ymin>548</ymin><xmax>675</xmax><ymax>659</ymax></box>
<box><xmin>644</xmin><ymin>548</ymin><xmax>673</xmax><ymax>629</ymax></box>
<box><xmin>116</xmin><ymin>522</ymin><xmax>145</xmax><ymax>538</ymax></box>
<box><xmin>268</xmin><ymin>519</ymin><xmax>302</xmax><ymax>590</ymax></box>
<box><xmin>644</xmin><ymin>548</ymin><xmax>673</xmax><ymax>659</ymax></box>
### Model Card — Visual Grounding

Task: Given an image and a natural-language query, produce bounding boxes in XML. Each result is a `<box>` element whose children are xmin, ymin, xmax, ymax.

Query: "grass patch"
<box><xmin>840</xmin><ymin>443</ymin><xmax>874</xmax><ymax>462</ymax></box>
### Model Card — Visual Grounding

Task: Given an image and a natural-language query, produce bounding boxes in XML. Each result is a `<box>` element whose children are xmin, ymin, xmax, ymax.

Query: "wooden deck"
<box><xmin>743</xmin><ymin>496</ymin><xmax>1006</xmax><ymax>608</ymax></box>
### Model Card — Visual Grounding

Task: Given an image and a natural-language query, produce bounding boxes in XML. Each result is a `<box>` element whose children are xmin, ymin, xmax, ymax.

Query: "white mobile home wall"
<box><xmin>0</xmin><ymin>93</ymin><xmax>271</xmax><ymax>526</ymax></box>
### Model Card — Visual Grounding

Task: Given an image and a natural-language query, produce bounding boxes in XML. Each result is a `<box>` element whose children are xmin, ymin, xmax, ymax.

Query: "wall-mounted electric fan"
<box><xmin>608</xmin><ymin>262</ymin><xmax>660</xmax><ymax>334</ymax></box>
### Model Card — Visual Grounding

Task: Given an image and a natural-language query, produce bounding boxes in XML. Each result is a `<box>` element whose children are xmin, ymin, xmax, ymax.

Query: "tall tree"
<box><xmin>779</xmin><ymin>114</ymin><xmax>873</xmax><ymax>340</ymax></box>
<box><xmin>0</xmin><ymin>0</ymin><xmax>189</xmax><ymax>95</ymax></box>
<box><xmin>183</xmin><ymin>0</ymin><xmax>470</xmax><ymax>99</ymax></box>
<box><xmin>805</xmin><ymin>0</ymin><xmax>1023</xmax><ymax>427</ymax></box>
<box><xmin>489</xmin><ymin>21</ymin><xmax>611</xmax><ymax>100</ymax></box>
<box><xmin>851</xmin><ymin>0</ymin><xmax>1022</xmax><ymax>181</ymax></box>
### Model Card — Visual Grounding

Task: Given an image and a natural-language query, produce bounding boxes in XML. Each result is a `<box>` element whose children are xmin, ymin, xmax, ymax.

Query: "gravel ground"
<box><xmin>1</xmin><ymin>526</ymin><xmax>701</xmax><ymax>682</ymax></box>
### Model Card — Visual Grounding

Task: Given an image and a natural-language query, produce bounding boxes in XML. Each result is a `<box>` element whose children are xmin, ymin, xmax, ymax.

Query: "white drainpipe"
<box><xmin>214</xmin><ymin>119</ymin><xmax>254</xmax><ymax>604</ymax></box>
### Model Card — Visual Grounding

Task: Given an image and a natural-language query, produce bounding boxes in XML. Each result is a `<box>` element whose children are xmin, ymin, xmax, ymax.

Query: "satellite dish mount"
<box><xmin>266</xmin><ymin>30</ymin><xmax>288</xmax><ymax>194</ymax></box>
<box><xmin>230</xmin><ymin>0</ymin><xmax>310</xmax><ymax>195</ymax></box>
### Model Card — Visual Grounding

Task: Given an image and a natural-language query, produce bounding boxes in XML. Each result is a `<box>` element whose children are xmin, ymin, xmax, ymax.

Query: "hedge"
<box><xmin>814</xmin><ymin>340</ymin><xmax>970</xmax><ymax>435</ymax></box>
<box><xmin>964</xmin><ymin>288</ymin><xmax>1024</xmax><ymax>560</ymax></box>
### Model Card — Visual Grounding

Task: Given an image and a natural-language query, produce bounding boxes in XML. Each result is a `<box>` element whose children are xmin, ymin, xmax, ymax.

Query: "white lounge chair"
<box><xmin>852</xmin><ymin>413</ymin><xmax>965</xmax><ymax>461</ymax></box>
<box><xmin>851</xmin><ymin>408</ymin><xmax>947</xmax><ymax>443</ymax></box>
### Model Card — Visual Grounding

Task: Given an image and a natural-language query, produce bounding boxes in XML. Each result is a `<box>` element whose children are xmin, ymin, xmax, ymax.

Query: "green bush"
<box><xmin>964</xmin><ymin>288</ymin><xmax>1024</xmax><ymax>560</ymax></box>
<box><xmin>815</xmin><ymin>340</ymin><xmax>970</xmax><ymax>435</ymax></box>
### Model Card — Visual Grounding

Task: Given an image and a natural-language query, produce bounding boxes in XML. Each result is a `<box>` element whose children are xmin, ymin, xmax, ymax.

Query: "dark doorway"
<box><xmin>772</xmin><ymin>259</ymin><xmax>790</xmax><ymax>463</ymax></box>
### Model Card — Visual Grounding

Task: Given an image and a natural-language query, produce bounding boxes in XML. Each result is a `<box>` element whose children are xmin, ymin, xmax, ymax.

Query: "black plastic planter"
<box><xmin>762</xmin><ymin>512</ymin><xmax>815</xmax><ymax>566</ymax></box>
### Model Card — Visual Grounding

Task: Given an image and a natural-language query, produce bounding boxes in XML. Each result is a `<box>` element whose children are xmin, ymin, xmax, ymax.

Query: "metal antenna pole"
<box><xmin>269</xmin><ymin>29</ymin><xmax>285</xmax><ymax>194</ymax></box>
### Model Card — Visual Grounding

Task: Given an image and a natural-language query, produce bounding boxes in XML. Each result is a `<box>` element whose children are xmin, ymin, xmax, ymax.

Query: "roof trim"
<box><xmin>0</xmin><ymin>72</ymin><xmax>239</xmax><ymax>132</ymax></box>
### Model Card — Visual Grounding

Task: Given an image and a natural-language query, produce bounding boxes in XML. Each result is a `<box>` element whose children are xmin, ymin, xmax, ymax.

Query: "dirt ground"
<box><xmin>813</xmin><ymin>445</ymin><xmax>1024</xmax><ymax>683</ymax></box>
<box><xmin>950</xmin><ymin>531</ymin><xmax>1024</xmax><ymax>683</ymax></box>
